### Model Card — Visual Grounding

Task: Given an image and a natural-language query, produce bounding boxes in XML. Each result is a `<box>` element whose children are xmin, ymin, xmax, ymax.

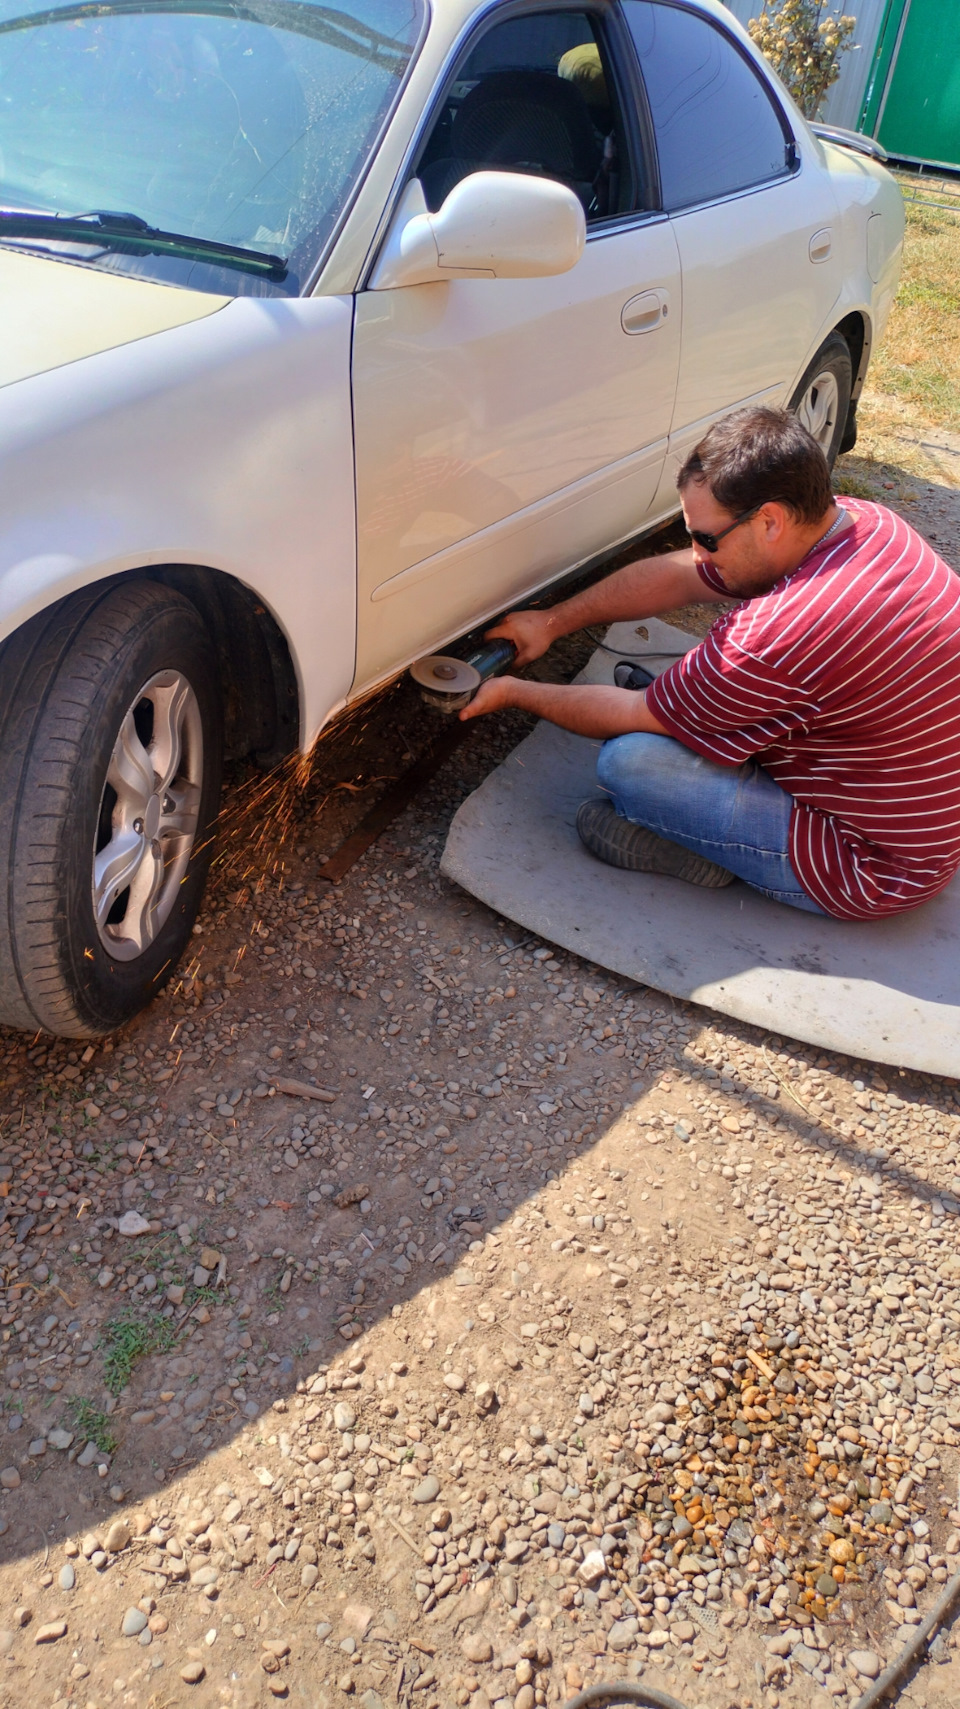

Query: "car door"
<box><xmin>621</xmin><ymin>0</ymin><xmax>844</xmax><ymax>484</ymax></box>
<box><xmin>350</xmin><ymin>3</ymin><xmax>681</xmax><ymax>693</ymax></box>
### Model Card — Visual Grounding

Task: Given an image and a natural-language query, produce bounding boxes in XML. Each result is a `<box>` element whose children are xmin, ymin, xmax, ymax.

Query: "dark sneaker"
<box><xmin>576</xmin><ymin>798</ymin><xmax>735</xmax><ymax>887</ymax></box>
<box><xmin>613</xmin><ymin>661</ymin><xmax>656</xmax><ymax>691</ymax></box>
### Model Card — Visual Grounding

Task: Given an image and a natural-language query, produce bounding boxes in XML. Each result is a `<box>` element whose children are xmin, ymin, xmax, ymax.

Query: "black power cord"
<box><xmin>584</xmin><ymin>628</ymin><xmax>690</xmax><ymax>661</ymax></box>
<box><xmin>849</xmin><ymin>1564</ymin><xmax>960</xmax><ymax>1708</ymax></box>
<box><xmin>558</xmin><ymin>1565</ymin><xmax>960</xmax><ymax>1709</ymax></box>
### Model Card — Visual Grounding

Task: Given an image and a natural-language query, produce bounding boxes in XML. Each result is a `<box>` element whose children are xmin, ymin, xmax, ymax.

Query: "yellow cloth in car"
<box><xmin>557</xmin><ymin>42</ymin><xmax>608</xmax><ymax>109</ymax></box>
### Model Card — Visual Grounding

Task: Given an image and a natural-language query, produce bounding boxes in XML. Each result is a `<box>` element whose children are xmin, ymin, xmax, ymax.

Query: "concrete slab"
<box><xmin>441</xmin><ymin>619</ymin><xmax>960</xmax><ymax>1075</ymax></box>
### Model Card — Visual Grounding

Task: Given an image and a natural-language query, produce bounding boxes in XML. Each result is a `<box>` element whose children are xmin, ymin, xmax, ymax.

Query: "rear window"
<box><xmin>622</xmin><ymin>0</ymin><xmax>790</xmax><ymax>211</ymax></box>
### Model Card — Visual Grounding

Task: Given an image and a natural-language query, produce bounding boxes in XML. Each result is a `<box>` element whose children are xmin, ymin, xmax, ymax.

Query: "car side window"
<box><xmin>621</xmin><ymin>0</ymin><xmax>791</xmax><ymax>211</ymax></box>
<box><xmin>416</xmin><ymin>11</ymin><xmax>635</xmax><ymax>222</ymax></box>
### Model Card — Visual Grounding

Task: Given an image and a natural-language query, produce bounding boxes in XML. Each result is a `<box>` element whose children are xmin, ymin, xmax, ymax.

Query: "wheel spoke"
<box><xmin>798</xmin><ymin>390</ymin><xmax>820</xmax><ymax>436</ymax></box>
<box><xmin>119</xmin><ymin>842</ymin><xmax>166</xmax><ymax>953</ymax></box>
<box><xmin>106</xmin><ymin>711</ymin><xmax>154</xmax><ymax>816</ymax></box>
<box><xmin>799</xmin><ymin>395</ymin><xmax>816</xmax><ymax>434</ymax></box>
<box><xmin>93</xmin><ymin>829</ymin><xmax>145</xmax><ymax>931</ymax></box>
<box><xmin>797</xmin><ymin>371</ymin><xmax>838</xmax><ymax>451</ymax></box>
<box><xmin>151</xmin><ymin>677</ymin><xmax>192</xmax><ymax>797</ymax></box>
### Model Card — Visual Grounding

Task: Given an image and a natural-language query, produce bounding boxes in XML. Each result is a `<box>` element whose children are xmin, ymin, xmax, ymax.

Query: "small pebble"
<box><xmin>462</xmin><ymin>1636</ymin><xmax>493</xmax><ymax>1663</ymax></box>
<box><xmin>848</xmin><ymin>1650</ymin><xmax>882</xmax><ymax>1680</ymax></box>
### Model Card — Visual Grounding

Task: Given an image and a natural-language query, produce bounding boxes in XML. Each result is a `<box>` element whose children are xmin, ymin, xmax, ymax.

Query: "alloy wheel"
<box><xmin>93</xmin><ymin>669</ymin><xmax>203</xmax><ymax>960</ymax></box>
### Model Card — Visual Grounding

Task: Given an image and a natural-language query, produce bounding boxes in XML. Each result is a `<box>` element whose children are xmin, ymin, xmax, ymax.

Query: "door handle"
<box><xmin>621</xmin><ymin>290</ymin><xmax>667</xmax><ymax>334</ymax></box>
<box><xmin>809</xmin><ymin>228</ymin><xmax>832</xmax><ymax>263</ymax></box>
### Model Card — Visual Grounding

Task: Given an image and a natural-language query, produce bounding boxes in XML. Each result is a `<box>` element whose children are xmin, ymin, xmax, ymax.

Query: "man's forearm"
<box><xmin>540</xmin><ymin>547</ymin><xmax>721</xmax><ymax>645</ymax></box>
<box><xmin>461</xmin><ymin>676</ymin><xmax>670</xmax><ymax>738</ymax></box>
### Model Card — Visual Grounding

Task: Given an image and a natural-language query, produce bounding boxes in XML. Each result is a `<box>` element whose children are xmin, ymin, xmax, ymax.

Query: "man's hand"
<box><xmin>485</xmin><ymin>609</ymin><xmax>555</xmax><ymax>667</ymax></box>
<box><xmin>483</xmin><ymin>541</ymin><xmax>719</xmax><ymax>668</ymax></box>
<box><xmin>459</xmin><ymin>675</ymin><xmax>517</xmax><ymax>721</ymax></box>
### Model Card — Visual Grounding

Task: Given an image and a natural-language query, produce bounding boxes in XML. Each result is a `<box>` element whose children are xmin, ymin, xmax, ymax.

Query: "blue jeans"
<box><xmin>597</xmin><ymin>733</ymin><xmax>826</xmax><ymax>913</ymax></box>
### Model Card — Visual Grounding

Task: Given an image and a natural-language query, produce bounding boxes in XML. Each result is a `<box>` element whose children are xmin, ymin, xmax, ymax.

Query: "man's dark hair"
<box><xmin>677</xmin><ymin>405</ymin><xmax>833</xmax><ymax>524</ymax></box>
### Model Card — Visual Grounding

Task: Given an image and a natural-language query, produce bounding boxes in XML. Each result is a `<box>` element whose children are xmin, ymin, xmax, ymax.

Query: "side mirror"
<box><xmin>370</xmin><ymin>171</ymin><xmax>586</xmax><ymax>290</ymax></box>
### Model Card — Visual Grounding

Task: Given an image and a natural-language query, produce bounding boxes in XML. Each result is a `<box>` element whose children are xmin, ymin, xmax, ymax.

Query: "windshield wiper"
<box><xmin>0</xmin><ymin>208</ymin><xmax>287</xmax><ymax>281</ymax></box>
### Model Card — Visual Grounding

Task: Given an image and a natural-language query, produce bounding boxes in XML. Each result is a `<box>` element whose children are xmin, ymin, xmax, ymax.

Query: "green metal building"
<box><xmin>861</xmin><ymin>0</ymin><xmax>960</xmax><ymax>171</ymax></box>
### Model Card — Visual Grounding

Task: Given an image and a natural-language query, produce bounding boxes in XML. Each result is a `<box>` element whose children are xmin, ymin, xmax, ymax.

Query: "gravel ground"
<box><xmin>1</xmin><ymin>594</ymin><xmax>959</xmax><ymax>1709</ymax></box>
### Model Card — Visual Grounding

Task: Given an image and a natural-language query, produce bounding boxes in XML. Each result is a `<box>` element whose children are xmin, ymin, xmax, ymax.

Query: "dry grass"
<box><xmin>834</xmin><ymin>190</ymin><xmax>960</xmax><ymax>506</ymax></box>
<box><xmin>834</xmin><ymin>388</ymin><xmax>954</xmax><ymax>503</ymax></box>
<box><xmin>869</xmin><ymin>187</ymin><xmax>960</xmax><ymax>432</ymax></box>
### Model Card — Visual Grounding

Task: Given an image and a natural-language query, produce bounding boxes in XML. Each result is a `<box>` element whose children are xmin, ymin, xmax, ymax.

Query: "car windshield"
<box><xmin>0</xmin><ymin>0</ymin><xmax>423</xmax><ymax>295</ymax></box>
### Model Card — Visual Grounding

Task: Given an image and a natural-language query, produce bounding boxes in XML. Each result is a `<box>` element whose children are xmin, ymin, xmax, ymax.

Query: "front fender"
<box><xmin>0</xmin><ymin>293</ymin><xmax>357</xmax><ymax>749</ymax></box>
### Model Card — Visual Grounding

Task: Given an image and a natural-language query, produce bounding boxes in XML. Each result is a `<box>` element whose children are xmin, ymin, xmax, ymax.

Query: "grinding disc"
<box><xmin>410</xmin><ymin>654</ymin><xmax>482</xmax><ymax>696</ymax></box>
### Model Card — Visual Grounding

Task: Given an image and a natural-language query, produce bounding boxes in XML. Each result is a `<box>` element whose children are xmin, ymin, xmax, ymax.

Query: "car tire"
<box><xmin>789</xmin><ymin>332</ymin><xmax>853</xmax><ymax>469</ymax></box>
<box><xmin>0</xmin><ymin>580</ymin><xmax>222</xmax><ymax>1038</ymax></box>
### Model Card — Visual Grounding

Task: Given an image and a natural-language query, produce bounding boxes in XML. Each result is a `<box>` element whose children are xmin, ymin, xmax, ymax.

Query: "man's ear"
<box><xmin>759</xmin><ymin>502</ymin><xmax>789</xmax><ymax>540</ymax></box>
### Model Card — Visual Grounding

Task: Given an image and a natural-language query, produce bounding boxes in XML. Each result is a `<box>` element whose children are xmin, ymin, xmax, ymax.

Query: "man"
<box><xmin>460</xmin><ymin>406</ymin><xmax>960</xmax><ymax>921</ymax></box>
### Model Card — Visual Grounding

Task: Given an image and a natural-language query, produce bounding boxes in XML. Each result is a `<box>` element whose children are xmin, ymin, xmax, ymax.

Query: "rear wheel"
<box><xmin>0</xmin><ymin>581</ymin><xmax>222</xmax><ymax>1037</ymax></box>
<box><xmin>789</xmin><ymin>332</ymin><xmax>852</xmax><ymax>469</ymax></box>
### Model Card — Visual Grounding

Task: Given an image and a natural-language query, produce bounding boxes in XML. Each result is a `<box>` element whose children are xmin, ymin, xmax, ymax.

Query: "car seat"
<box><xmin>418</xmin><ymin>68</ymin><xmax>602</xmax><ymax>213</ymax></box>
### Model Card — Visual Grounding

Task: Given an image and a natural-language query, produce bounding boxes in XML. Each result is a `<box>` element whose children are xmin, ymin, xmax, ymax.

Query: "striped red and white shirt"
<box><xmin>646</xmin><ymin>500</ymin><xmax>960</xmax><ymax>919</ymax></box>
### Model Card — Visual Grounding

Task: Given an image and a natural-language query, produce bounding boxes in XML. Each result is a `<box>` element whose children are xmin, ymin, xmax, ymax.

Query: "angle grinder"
<box><xmin>410</xmin><ymin>637</ymin><xmax>517</xmax><ymax>712</ymax></box>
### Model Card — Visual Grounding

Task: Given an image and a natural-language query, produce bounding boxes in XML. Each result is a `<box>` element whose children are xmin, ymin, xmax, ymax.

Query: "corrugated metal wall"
<box><xmin>720</xmin><ymin>0</ymin><xmax>886</xmax><ymax>130</ymax></box>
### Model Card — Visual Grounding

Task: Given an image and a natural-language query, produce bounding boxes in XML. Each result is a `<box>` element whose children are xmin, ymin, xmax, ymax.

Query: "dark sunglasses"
<box><xmin>685</xmin><ymin>503</ymin><xmax>762</xmax><ymax>555</ymax></box>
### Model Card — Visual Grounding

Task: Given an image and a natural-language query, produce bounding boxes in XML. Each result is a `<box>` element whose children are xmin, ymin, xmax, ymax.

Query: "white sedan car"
<box><xmin>0</xmin><ymin>0</ymin><xmax>902</xmax><ymax>1037</ymax></box>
